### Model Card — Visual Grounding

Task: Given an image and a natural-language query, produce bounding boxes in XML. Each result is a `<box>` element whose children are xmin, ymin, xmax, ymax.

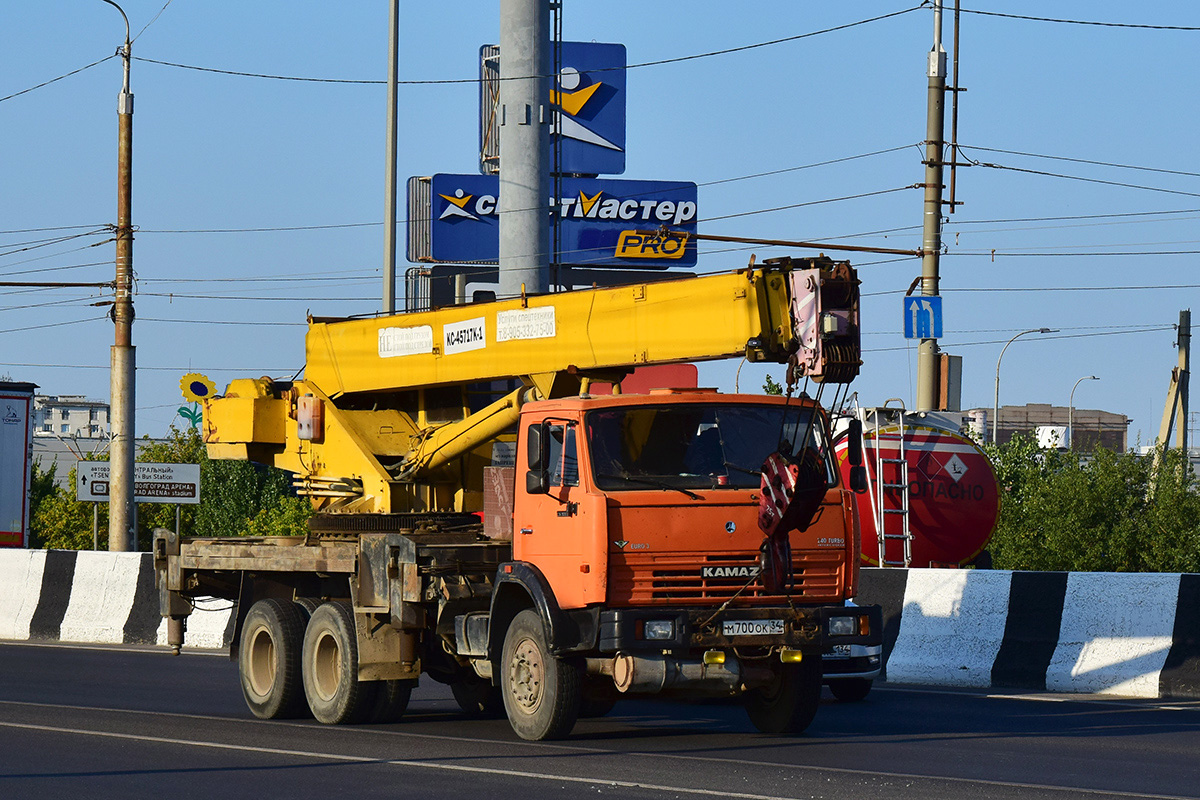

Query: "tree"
<box><xmin>31</xmin><ymin>461</ymin><xmax>105</xmax><ymax>550</ymax></box>
<box><xmin>983</xmin><ymin>435</ymin><xmax>1200</xmax><ymax>573</ymax></box>
<box><xmin>762</xmin><ymin>374</ymin><xmax>784</xmax><ymax>396</ymax></box>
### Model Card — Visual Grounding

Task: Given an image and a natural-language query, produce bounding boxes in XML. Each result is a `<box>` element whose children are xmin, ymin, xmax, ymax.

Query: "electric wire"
<box><xmin>127</xmin><ymin>7</ymin><xmax>923</xmax><ymax>86</ymax></box>
<box><xmin>956</xmin><ymin>7</ymin><xmax>1200</xmax><ymax>31</ymax></box>
<box><xmin>0</xmin><ymin>54</ymin><xmax>117</xmax><ymax>103</ymax></box>
<box><xmin>959</xmin><ymin>145</ymin><xmax>1200</xmax><ymax>180</ymax></box>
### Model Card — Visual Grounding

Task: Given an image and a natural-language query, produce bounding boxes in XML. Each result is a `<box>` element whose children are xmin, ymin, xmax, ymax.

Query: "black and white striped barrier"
<box><xmin>857</xmin><ymin>567</ymin><xmax>1200</xmax><ymax>698</ymax></box>
<box><xmin>2</xmin><ymin>550</ymin><xmax>1198</xmax><ymax>698</ymax></box>
<box><xmin>0</xmin><ymin>550</ymin><xmax>231</xmax><ymax>649</ymax></box>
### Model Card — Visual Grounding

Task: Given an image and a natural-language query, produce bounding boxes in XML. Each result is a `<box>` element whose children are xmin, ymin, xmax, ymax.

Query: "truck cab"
<box><xmin>467</xmin><ymin>389</ymin><xmax>878</xmax><ymax>738</ymax></box>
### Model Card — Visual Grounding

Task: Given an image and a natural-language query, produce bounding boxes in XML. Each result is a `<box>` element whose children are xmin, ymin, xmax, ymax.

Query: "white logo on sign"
<box><xmin>378</xmin><ymin>325</ymin><xmax>434</xmax><ymax>358</ymax></box>
<box><xmin>443</xmin><ymin>317</ymin><xmax>487</xmax><ymax>355</ymax></box>
<box><xmin>944</xmin><ymin>453</ymin><xmax>968</xmax><ymax>482</ymax></box>
<box><xmin>496</xmin><ymin>307</ymin><xmax>556</xmax><ymax>342</ymax></box>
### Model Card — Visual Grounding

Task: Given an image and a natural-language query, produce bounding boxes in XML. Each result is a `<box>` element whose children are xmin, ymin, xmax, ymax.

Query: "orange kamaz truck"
<box><xmin>155</xmin><ymin>256</ymin><xmax>881</xmax><ymax>740</ymax></box>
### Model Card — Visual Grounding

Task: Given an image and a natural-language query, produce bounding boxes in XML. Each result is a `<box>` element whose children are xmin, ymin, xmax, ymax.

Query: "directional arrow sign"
<box><xmin>77</xmin><ymin>462</ymin><xmax>201</xmax><ymax>505</ymax></box>
<box><xmin>904</xmin><ymin>296</ymin><xmax>943</xmax><ymax>339</ymax></box>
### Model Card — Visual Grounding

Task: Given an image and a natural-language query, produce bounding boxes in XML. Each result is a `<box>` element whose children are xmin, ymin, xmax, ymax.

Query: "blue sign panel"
<box><xmin>423</xmin><ymin>174</ymin><xmax>697</xmax><ymax>268</ymax></box>
<box><xmin>903</xmin><ymin>296</ymin><xmax>943</xmax><ymax>339</ymax></box>
<box><xmin>481</xmin><ymin>42</ymin><xmax>627</xmax><ymax>176</ymax></box>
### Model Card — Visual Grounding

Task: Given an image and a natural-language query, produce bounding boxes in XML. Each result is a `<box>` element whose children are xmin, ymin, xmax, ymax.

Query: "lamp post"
<box><xmin>1069</xmin><ymin>375</ymin><xmax>1100</xmax><ymax>451</ymax></box>
<box><xmin>992</xmin><ymin>327</ymin><xmax>1056</xmax><ymax>444</ymax></box>
<box><xmin>102</xmin><ymin>0</ymin><xmax>136</xmax><ymax>551</ymax></box>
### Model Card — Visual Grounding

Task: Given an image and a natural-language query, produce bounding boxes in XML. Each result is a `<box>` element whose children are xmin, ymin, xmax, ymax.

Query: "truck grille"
<box><xmin>608</xmin><ymin>550</ymin><xmax>843</xmax><ymax>606</ymax></box>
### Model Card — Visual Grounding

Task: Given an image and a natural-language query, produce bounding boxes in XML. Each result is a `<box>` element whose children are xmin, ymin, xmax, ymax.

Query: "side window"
<box><xmin>546</xmin><ymin>424</ymin><xmax>579</xmax><ymax>487</ymax></box>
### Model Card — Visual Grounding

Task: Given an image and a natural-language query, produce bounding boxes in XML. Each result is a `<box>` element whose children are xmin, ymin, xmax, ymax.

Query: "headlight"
<box><xmin>644</xmin><ymin>620</ymin><xmax>676</xmax><ymax>640</ymax></box>
<box><xmin>828</xmin><ymin>616</ymin><xmax>855</xmax><ymax>636</ymax></box>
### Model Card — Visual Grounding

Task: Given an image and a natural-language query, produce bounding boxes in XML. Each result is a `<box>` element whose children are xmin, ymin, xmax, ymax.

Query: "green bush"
<box><xmin>984</xmin><ymin>435</ymin><xmax>1200</xmax><ymax>573</ymax></box>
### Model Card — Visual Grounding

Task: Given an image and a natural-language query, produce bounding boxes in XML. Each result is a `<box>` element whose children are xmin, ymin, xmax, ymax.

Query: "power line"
<box><xmin>866</xmin><ymin>283</ymin><xmax>1200</xmax><ymax>298</ymax></box>
<box><xmin>952</xmin><ymin>249</ymin><xmax>1200</xmax><ymax>257</ymax></box>
<box><xmin>960</xmin><ymin>153</ymin><xmax>1200</xmax><ymax>199</ymax></box>
<box><xmin>703</xmin><ymin>185</ymin><xmax>917</xmax><ymax>223</ymax></box>
<box><xmin>139</xmin><ymin>317</ymin><xmax>306</xmax><ymax>327</ymax></box>
<box><xmin>132</xmin><ymin>0</ymin><xmax>175</xmax><ymax>44</ymax></box>
<box><xmin>866</xmin><ymin>326</ymin><xmax>1176</xmax><ymax>353</ymax></box>
<box><xmin>957</xmin><ymin>7</ymin><xmax>1200</xmax><ymax>31</ymax></box>
<box><xmin>959</xmin><ymin>144</ymin><xmax>1200</xmax><ymax>179</ymax></box>
<box><xmin>129</xmin><ymin>7</ymin><xmax>923</xmax><ymax>86</ymax></box>
<box><xmin>0</xmin><ymin>54</ymin><xmax>117</xmax><ymax>104</ymax></box>
<box><xmin>0</xmin><ymin>224</ymin><xmax>106</xmax><ymax>235</ymax></box>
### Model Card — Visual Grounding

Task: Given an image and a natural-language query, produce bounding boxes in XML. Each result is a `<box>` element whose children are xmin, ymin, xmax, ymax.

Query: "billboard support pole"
<box><xmin>498</xmin><ymin>0</ymin><xmax>550</xmax><ymax>299</ymax></box>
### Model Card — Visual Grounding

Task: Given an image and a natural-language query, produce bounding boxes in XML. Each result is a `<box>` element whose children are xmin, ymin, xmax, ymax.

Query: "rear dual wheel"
<box><xmin>238</xmin><ymin>598</ymin><xmax>309</xmax><ymax>719</ymax></box>
<box><xmin>301</xmin><ymin>600</ymin><xmax>378</xmax><ymax>724</ymax></box>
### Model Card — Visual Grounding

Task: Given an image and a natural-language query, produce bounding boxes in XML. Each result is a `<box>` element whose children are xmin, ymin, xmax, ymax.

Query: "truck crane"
<box><xmin>155</xmin><ymin>255</ymin><xmax>881</xmax><ymax>741</ymax></box>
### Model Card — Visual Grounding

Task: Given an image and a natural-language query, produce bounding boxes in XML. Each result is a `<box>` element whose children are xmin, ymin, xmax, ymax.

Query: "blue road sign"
<box><xmin>904</xmin><ymin>296</ymin><xmax>943</xmax><ymax>339</ymax></box>
<box><xmin>413</xmin><ymin>174</ymin><xmax>697</xmax><ymax>267</ymax></box>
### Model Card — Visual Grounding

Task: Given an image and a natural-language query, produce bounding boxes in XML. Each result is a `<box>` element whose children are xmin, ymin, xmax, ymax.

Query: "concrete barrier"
<box><xmin>0</xmin><ymin>550</ymin><xmax>231</xmax><ymax>649</ymax></box>
<box><xmin>3</xmin><ymin>550</ymin><xmax>1200</xmax><ymax>699</ymax></box>
<box><xmin>860</xmin><ymin>567</ymin><xmax>1200</xmax><ymax>699</ymax></box>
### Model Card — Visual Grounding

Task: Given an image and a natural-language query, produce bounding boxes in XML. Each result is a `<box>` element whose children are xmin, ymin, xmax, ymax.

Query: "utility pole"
<box><xmin>104</xmin><ymin>0</ymin><xmax>136</xmax><ymax>552</ymax></box>
<box><xmin>382</xmin><ymin>0</ymin><xmax>399</xmax><ymax>313</ymax></box>
<box><xmin>498</xmin><ymin>0</ymin><xmax>550</xmax><ymax>299</ymax></box>
<box><xmin>916</xmin><ymin>0</ymin><xmax>947</xmax><ymax>411</ymax></box>
<box><xmin>1158</xmin><ymin>309</ymin><xmax>1191</xmax><ymax>452</ymax></box>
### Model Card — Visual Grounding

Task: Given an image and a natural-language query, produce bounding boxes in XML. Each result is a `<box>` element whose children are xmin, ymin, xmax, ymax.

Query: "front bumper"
<box><xmin>821</xmin><ymin>643</ymin><xmax>883</xmax><ymax>681</ymax></box>
<box><xmin>597</xmin><ymin>604</ymin><xmax>882</xmax><ymax>655</ymax></box>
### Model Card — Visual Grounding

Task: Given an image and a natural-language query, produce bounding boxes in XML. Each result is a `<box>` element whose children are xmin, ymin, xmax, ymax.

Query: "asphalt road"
<box><xmin>1</xmin><ymin>641</ymin><xmax>1198</xmax><ymax>800</ymax></box>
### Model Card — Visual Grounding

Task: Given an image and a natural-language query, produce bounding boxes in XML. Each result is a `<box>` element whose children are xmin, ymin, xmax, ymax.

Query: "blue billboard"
<box><xmin>481</xmin><ymin>42</ymin><xmax>627</xmax><ymax>176</ymax></box>
<box><xmin>417</xmin><ymin>174</ymin><xmax>697</xmax><ymax>268</ymax></box>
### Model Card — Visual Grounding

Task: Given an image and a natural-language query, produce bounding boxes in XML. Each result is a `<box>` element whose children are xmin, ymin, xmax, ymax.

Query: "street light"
<box><xmin>993</xmin><ymin>327</ymin><xmax>1057</xmax><ymax>444</ymax></box>
<box><xmin>101</xmin><ymin>0</ymin><xmax>136</xmax><ymax>551</ymax></box>
<box><xmin>1069</xmin><ymin>375</ymin><xmax>1100</xmax><ymax>451</ymax></box>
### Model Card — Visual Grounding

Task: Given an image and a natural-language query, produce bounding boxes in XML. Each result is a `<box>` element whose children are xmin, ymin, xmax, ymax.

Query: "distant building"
<box><xmin>33</xmin><ymin>395</ymin><xmax>109</xmax><ymax>440</ymax></box>
<box><xmin>966</xmin><ymin>403</ymin><xmax>1130</xmax><ymax>452</ymax></box>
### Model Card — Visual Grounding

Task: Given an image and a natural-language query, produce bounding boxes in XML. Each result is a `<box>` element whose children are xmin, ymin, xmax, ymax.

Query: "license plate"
<box><xmin>827</xmin><ymin>644</ymin><xmax>852</xmax><ymax>658</ymax></box>
<box><xmin>722</xmin><ymin>619</ymin><xmax>784</xmax><ymax>636</ymax></box>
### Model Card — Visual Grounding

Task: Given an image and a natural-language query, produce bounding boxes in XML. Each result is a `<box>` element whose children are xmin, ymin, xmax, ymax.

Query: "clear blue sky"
<box><xmin>4</xmin><ymin>2</ymin><xmax>1199</xmax><ymax>446</ymax></box>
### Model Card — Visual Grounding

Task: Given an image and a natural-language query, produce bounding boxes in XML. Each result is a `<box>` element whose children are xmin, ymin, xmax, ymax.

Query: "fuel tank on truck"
<box><xmin>833</xmin><ymin>406</ymin><xmax>999</xmax><ymax>568</ymax></box>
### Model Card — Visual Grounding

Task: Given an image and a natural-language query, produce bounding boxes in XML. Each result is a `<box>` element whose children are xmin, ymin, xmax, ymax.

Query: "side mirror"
<box><xmin>525</xmin><ymin>422</ymin><xmax>550</xmax><ymax>495</ymax></box>
<box><xmin>847</xmin><ymin>419</ymin><xmax>864</xmax><ymax>467</ymax></box>
<box><xmin>849</xmin><ymin>465</ymin><xmax>868</xmax><ymax>494</ymax></box>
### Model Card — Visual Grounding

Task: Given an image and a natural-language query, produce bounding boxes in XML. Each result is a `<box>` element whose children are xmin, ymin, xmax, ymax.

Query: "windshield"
<box><xmin>585</xmin><ymin>403</ymin><xmax>834</xmax><ymax>491</ymax></box>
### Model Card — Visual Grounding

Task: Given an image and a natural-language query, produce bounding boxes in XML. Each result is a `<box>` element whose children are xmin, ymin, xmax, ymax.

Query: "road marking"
<box><xmin>0</xmin><ymin>706</ymin><xmax>1196</xmax><ymax>800</ymax></box>
<box><xmin>0</xmin><ymin>720</ymin><xmax>812</xmax><ymax>800</ymax></box>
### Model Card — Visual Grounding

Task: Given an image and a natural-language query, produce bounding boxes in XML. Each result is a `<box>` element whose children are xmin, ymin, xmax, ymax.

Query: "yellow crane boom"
<box><xmin>202</xmin><ymin>257</ymin><xmax>858</xmax><ymax>514</ymax></box>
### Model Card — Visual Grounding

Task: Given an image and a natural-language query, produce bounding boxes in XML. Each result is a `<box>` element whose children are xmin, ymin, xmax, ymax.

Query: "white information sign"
<box><xmin>378</xmin><ymin>325</ymin><xmax>434</xmax><ymax>358</ymax></box>
<box><xmin>77</xmin><ymin>462</ymin><xmax>201</xmax><ymax>505</ymax></box>
<box><xmin>443</xmin><ymin>317</ymin><xmax>487</xmax><ymax>354</ymax></box>
<box><xmin>496</xmin><ymin>307</ymin><xmax>556</xmax><ymax>342</ymax></box>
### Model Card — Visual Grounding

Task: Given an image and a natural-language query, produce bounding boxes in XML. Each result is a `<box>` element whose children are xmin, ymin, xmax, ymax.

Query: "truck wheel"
<box><xmin>744</xmin><ymin>654</ymin><xmax>822</xmax><ymax>735</ymax></box>
<box><xmin>367</xmin><ymin>679</ymin><xmax>415</xmax><ymax>723</ymax></box>
<box><xmin>301</xmin><ymin>601</ymin><xmax>378</xmax><ymax>724</ymax></box>
<box><xmin>451</xmin><ymin>675</ymin><xmax>504</xmax><ymax>718</ymax></box>
<box><xmin>829</xmin><ymin>677</ymin><xmax>873</xmax><ymax>703</ymax></box>
<box><xmin>239</xmin><ymin>598</ymin><xmax>309</xmax><ymax>719</ymax></box>
<box><xmin>501</xmin><ymin>609</ymin><xmax>580</xmax><ymax>741</ymax></box>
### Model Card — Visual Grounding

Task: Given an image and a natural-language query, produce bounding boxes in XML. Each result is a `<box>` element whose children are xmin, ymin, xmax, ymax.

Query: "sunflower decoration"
<box><xmin>179</xmin><ymin>373</ymin><xmax>216</xmax><ymax>430</ymax></box>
